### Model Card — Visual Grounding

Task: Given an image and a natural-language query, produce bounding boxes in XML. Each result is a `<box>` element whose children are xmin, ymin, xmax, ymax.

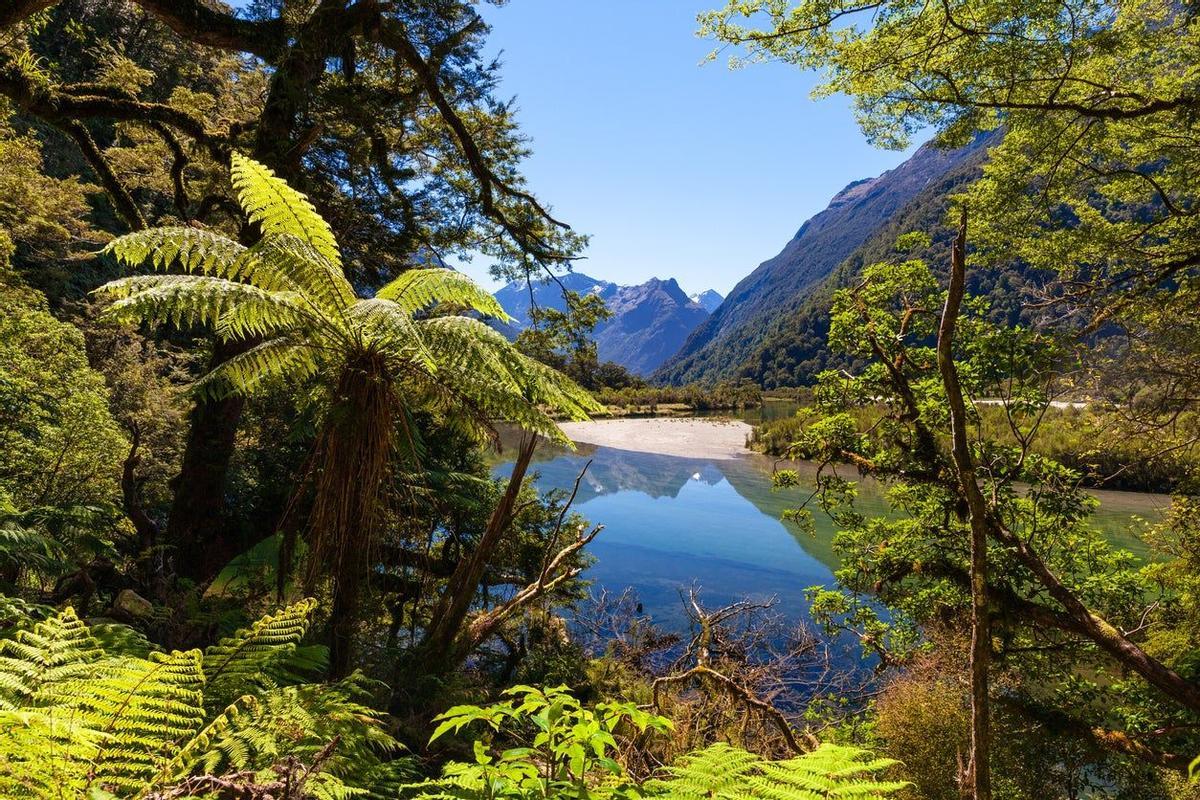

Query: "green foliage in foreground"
<box><xmin>405</xmin><ymin>686</ymin><xmax>906</xmax><ymax>800</ymax></box>
<box><xmin>650</xmin><ymin>743</ymin><xmax>907</xmax><ymax>800</ymax></box>
<box><xmin>0</xmin><ymin>600</ymin><xmax>408</xmax><ymax>798</ymax></box>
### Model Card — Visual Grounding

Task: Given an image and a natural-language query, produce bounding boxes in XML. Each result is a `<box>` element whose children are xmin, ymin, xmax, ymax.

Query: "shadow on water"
<box><xmin>492</xmin><ymin>425</ymin><xmax>1171</xmax><ymax>632</ymax></box>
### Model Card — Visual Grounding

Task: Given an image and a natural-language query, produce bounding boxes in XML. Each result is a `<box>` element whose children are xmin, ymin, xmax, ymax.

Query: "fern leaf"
<box><xmin>94</xmin><ymin>275</ymin><xmax>309</xmax><ymax>339</ymax></box>
<box><xmin>244</xmin><ymin>232</ymin><xmax>357</xmax><ymax>314</ymax></box>
<box><xmin>230</xmin><ymin>152</ymin><xmax>342</xmax><ymax>271</ymax></box>
<box><xmin>202</xmin><ymin>598</ymin><xmax>320</xmax><ymax>710</ymax></box>
<box><xmin>103</xmin><ymin>226</ymin><xmax>247</xmax><ymax>279</ymax></box>
<box><xmin>194</xmin><ymin>337</ymin><xmax>320</xmax><ymax>399</ymax></box>
<box><xmin>0</xmin><ymin>607</ymin><xmax>103</xmax><ymax>710</ymax></box>
<box><xmin>375</xmin><ymin>268</ymin><xmax>512</xmax><ymax>322</ymax></box>
<box><xmin>649</xmin><ymin>743</ymin><xmax>908</xmax><ymax>800</ymax></box>
<box><xmin>350</xmin><ymin>298</ymin><xmax>434</xmax><ymax>371</ymax></box>
<box><xmin>41</xmin><ymin>650</ymin><xmax>206</xmax><ymax>792</ymax></box>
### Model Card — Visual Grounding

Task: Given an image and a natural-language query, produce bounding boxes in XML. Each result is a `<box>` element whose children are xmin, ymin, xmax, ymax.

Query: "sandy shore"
<box><xmin>556</xmin><ymin>417</ymin><xmax>754</xmax><ymax>460</ymax></box>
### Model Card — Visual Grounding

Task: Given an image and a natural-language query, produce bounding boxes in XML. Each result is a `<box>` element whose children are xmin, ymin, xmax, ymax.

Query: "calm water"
<box><xmin>495</xmin><ymin>423</ymin><xmax>1172</xmax><ymax>631</ymax></box>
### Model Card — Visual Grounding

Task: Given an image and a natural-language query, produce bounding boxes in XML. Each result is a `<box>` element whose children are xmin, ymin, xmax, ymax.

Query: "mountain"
<box><xmin>689</xmin><ymin>289</ymin><xmax>724</xmax><ymax>313</ymax></box>
<box><xmin>653</xmin><ymin>135</ymin><xmax>996</xmax><ymax>387</ymax></box>
<box><xmin>492</xmin><ymin>274</ymin><xmax>710</xmax><ymax>376</ymax></box>
<box><xmin>491</xmin><ymin>272</ymin><xmax>616</xmax><ymax>338</ymax></box>
<box><xmin>596</xmin><ymin>278</ymin><xmax>709</xmax><ymax>375</ymax></box>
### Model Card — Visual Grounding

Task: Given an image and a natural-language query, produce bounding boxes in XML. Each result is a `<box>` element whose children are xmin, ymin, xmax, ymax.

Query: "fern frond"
<box><xmin>649</xmin><ymin>743</ymin><xmax>908</xmax><ymax>800</ymax></box>
<box><xmin>94</xmin><ymin>275</ymin><xmax>309</xmax><ymax>338</ymax></box>
<box><xmin>230</xmin><ymin>152</ymin><xmax>342</xmax><ymax>271</ymax></box>
<box><xmin>515</xmin><ymin>352</ymin><xmax>604</xmax><ymax>422</ymax></box>
<box><xmin>350</xmin><ymin>298</ymin><xmax>434</xmax><ymax>371</ymax></box>
<box><xmin>418</xmin><ymin>316</ymin><xmax>600</xmax><ymax>444</ymax></box>
<box><xmin>194</xmin><ymin>337</ymin><xmax>320</xmax><ymax>399</ymax></box>
<box><xmin>0</xmin><ymin>607</ymin><xmax>103</xmax><ymax>710</ymax></box>
<box><xmin>190</xmin><ymin>677</ymin><xmax>403</xmax><ymax>794</ymax></box>
<box><xmin>103</xmin><ymin>226</ymin><xmax>246</xmax><ymax>279</ymax></box>
<box><xmin>245</xmin><ymin>232</ymin><xmax>356</xmax><ymax>314</ymax></box>
<box><xmin>202</xmin><ymin>598</ymin><xmax>320</xmax><ymax>710</ymax></box>
<box><xmin>41</xmin><ymin>650</ymin><xmax>206</xmax><ymax>791</ymax></box>
<box><xmin>0</xmin><ymin>709</ymin><xmax>102</xmax><ymax>797</ymax></box>
<box><xmin>375</xmin><ymin>268</ymin><xmax>512</xmax><ymax>322</ymax></box>
<box><xmin>0</xmin><ymin>518</ymin><xmax>63</xmax><ymax>573</ymax></box>
<box><xmin>649</xmin><ymin>742</ymin><xmax>760</xmax><ymax>800</ymax></box>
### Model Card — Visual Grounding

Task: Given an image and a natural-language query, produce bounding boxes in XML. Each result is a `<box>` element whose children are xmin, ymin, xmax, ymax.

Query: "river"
<box><xmin>494</xmin><ymin>416</ymin><xmax>1172</xmax><ymax>631</ymax></box>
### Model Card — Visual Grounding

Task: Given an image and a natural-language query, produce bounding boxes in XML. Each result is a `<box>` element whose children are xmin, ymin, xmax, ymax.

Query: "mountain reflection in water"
<box><xmin>492</xmin><ymin>438</ymin><xmax>874</xmax><ymax>630</ymax></box>
<box><xmin>492</xmin><ymin>432</ymin><xmax>1169</xmax><ymax>632</ymax></box>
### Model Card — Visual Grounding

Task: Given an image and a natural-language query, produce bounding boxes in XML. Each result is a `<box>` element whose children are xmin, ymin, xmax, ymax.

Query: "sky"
<box><xmin>463</xmin><ymin>0</ymin><xmax>919</xmax><ymax>295</ymax></box>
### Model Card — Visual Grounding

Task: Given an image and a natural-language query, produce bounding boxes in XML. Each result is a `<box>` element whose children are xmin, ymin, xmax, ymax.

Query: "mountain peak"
<box><xmin>689</xmin><ymin>289</ymin><xmax>724</xmax><ymax>313</ymax></box>
<box><xmin>492</xmin><ymin>273</ymin><xmax>711</xmax><ymax>376</ymax></box>
<box><xmin>656</xmin><ymin>133</ymin><xmax>996</xmax><ymax>386</ymax></box>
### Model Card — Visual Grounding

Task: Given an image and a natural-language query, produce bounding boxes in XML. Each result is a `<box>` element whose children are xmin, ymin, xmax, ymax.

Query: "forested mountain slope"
<box><xmin>654</xmin><ymin>135</ymin><xmax>994</xmax><ymax>386</ymax></box>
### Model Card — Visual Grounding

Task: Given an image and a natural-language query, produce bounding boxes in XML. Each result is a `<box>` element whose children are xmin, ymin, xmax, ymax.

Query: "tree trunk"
<box><xmin>307</xmin><ymin>359</ymin><xmax>395</xmax><ymax>680</ymax></box>
<box><xmin>394</xmin><ymin>433</ymin><xmax>539</xmax><ymax>708</ymax></box>
<box><xmin>423</xmin><ymin>432</ymin><xmax>538</xmax><ymax>663</ymax></box>
<box><xmin>167</xmin><ymin>340</ymin><xmax>249</xmax><ymax>585</ymax></box>
<box><xmin>936</xmin><ymin>209</ymin><xmax>991</xmax><ymax>800</ymax></box>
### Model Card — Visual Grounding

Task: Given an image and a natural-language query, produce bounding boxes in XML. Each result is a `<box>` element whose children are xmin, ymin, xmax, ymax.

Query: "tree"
<box><xmin>0</xmin><ymin>1</ymin><xmax>585</xmax><ymax>580</ymax></box>
<box><xmin>95</xmin><ymin>153</ymin><xmax>599</xmax><ymax>676</ymax></box>
<box><xmin>0</xmin><ymin>234</ymin><xmax>127</xmax><ymax>512</ymax></box>
<box><xmin>778</xmin><ymin>238</ymin><xmax>1200</xmax><ymax>793</ymax></box>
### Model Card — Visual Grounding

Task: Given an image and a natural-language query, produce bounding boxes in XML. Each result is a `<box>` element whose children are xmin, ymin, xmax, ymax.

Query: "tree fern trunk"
<box><xmin>306</xmin><ymin>358</ymin><xmax>395</xmax><ymax>679</ymax></box>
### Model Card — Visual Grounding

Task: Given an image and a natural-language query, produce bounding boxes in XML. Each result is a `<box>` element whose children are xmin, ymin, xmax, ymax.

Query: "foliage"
<box><xmin>407</xmin><ymin>687</ymin><xmax>905</xmax><ymax>800</ymax></box>
<box><xmin>648</xmin><ymin>742</ymin><xmax>906</xmax><ymax>800</ymax></box>
<box><xmin>765</xmin><ymin>245</ymin><xmax>1200</xmax><ymax>794</ymax></box>
<box><xmin>0</xmin><ymin>244</ymin><xmax>127</xmax><ymax>510</ymax></box>
<box><xmin>408</xmin><ymin>685</ymin><xmax>671</xmax><ymax>800</ymax></box>
<box><xmin>0</xmin><ymin>599</ymin><xmax>408</xmax><ymax>798</ymax></box>
<box><xmin>517</xmin><ymin>290</ymin><xmax>614</xmax><ymax>392</ymax></box>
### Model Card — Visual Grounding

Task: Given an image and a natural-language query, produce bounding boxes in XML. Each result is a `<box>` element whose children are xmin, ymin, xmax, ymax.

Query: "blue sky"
<box><xmin>232</xmin><ymin>1</ymin><xmax>918</xmax><ymax>295</ymax></box>
<box><xmin>464</xmin><ymin>0</ymin><xmax>918</xmax><ymax>295</ymax></box>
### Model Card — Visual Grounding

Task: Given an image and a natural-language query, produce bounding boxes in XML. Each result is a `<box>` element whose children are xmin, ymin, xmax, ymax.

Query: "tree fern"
<box><xmin>94</xmin><ymin>152</ymin><xmax>602</xmax><ymax>673</ymax></box>
<box><xmin>648</xmin><ymin>743</ymin><xmax>909</xmax><ymax>800</ymax></box>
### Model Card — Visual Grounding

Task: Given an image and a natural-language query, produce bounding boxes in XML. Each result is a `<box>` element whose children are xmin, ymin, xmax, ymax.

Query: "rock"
<box><xmin>114</xmin><ymin>588</ymin><xmax>153</xmax><ymax>618</ymax></box>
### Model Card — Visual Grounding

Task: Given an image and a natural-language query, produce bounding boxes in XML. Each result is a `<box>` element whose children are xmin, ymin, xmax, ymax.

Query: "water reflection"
<box><xmin>493</xmin><ymin>432</ymin><xmax>1170</xmax><ymax>631</ymax></box>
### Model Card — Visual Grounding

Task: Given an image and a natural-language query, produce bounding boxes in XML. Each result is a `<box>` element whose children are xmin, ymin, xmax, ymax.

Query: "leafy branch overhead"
<box><xmin>0</xmin><ymin>0</ymin><xmax>580</xmax><ymax>267</ymax></box>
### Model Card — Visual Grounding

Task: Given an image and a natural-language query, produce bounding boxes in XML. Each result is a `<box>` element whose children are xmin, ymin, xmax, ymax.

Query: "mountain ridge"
<box><xmin>653</xmin><ymin>135</ymin><xmax>995</xmax><ymax>386</ymax></box>
<box><xmin>492</xmin><ymin>273</ymin><xmax>718</xmax><ymax>376</ymax></box>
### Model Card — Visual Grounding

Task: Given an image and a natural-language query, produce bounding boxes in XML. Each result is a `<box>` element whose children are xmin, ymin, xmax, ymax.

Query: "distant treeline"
<box><xmin>751</xmin><ymin>404</ymin><xmax>1196</xmax><ymax>494</ymax></box>
<box><xmin>595</xmin><ymin>379</ymin><xmax>764</xmax><ymax>414</ymax></box>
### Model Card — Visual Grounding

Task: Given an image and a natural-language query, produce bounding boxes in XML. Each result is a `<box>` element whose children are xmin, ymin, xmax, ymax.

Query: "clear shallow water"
<box><xmin>495</xmin><ymin>428</ymin><xmax>1172</xmax><ymax>631</ymax></box>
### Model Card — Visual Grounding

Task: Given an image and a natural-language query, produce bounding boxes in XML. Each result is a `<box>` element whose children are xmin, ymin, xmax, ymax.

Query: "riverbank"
<box><xmin>557</xmin><ymin>416</ymin><xmax>754</xmax><ymax>460</ymax></box>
